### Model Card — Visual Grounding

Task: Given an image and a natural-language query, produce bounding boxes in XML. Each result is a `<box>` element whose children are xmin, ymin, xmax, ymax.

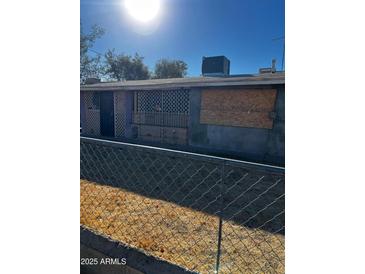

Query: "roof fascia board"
<box><xmin>80</xmin><ymin>79</ymin><xmax>285</xmax><ymax>92</ymax></box>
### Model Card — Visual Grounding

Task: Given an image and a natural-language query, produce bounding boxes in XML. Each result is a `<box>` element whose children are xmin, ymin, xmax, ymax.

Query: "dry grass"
<box><xmin>80</xmin><ymin>180</ymin><xmax>284</xmax><ymax>274</ymax></box>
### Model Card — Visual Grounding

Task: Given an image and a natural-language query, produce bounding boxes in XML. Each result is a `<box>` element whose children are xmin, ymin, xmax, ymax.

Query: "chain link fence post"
<box><xmin>81</xmin><ymin>137</ymin><xmax>285</xmax><ymax>274</ymax></box>
<box><xmin>215</xmin><ymin>162</ymin><xmax>225</xmax><ymax>273</ymax></box>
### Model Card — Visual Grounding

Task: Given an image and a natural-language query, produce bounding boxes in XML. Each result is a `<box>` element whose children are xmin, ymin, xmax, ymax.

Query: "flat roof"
<box><xmin>80</xmin><ymin>72</ymin><xmax>285</xmax><ymax>91</ymax></box>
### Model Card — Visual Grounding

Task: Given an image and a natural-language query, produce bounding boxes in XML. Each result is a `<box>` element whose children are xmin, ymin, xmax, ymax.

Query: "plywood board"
<box><xmin>200</xmin><ymin>88</ymin><xmax>277</xmax><ymax>129</ymax></box>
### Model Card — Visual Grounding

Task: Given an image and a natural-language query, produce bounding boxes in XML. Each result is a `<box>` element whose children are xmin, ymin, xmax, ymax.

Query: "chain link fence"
<box><xmin>80</xmin><ymin>137</ymin><xmax>285</xmax><ymax>274</ymax></box>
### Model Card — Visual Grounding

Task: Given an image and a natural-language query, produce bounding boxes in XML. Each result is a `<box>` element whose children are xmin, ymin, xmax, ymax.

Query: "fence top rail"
<box><xmin>80</xmin><ymin>137</ymin><xmax>285</xmax><ymax>174</ymax></box>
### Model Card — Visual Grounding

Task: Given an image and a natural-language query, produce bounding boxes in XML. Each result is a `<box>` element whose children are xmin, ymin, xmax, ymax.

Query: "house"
<box><xmin>80</xmin><ymin>57</ymin><xmax>285</xmax><ymax>166</ymax></box>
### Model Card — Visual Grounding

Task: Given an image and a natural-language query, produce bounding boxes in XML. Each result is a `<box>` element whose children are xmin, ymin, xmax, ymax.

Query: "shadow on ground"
<box><xmin>80</xmin><ymin>140</ymin><xmax>284</xmax><ymax>235</ymax></box>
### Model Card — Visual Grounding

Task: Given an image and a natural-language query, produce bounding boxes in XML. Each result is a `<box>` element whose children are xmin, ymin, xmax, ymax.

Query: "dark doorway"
<box><xmin>100</xmin><ymin>91</ymin><xmax>114</xmax><ymax>137</ymax></box>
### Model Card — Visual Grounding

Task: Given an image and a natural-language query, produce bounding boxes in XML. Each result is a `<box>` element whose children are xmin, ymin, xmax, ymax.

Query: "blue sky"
<box><xmin>81</xmin><ymin>0</ymin><xmax>284</xmax><ymax>76</ymax></box>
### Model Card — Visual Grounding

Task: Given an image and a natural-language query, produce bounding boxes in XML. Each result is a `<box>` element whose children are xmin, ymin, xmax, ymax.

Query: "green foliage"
<box><xmin>104</xmin><ymin>50</ymin><xmax>150</xmax><ymax>81</ymax></box>
<box><xmin>80</xmin><ymin>24</ymin><xmax>105</xmax><ymax>83</ymax></box>
<box><xmin>153</xmin><ymin>59</ymin><xmax>188</xmax><ymax>79</ymax></box>
<box><xmin>80</xmin><ymin>24</ymin><xmax>189</xmax><ymax>83</ymax></box>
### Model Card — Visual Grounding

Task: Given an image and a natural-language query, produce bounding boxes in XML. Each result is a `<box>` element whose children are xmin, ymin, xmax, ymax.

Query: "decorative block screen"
<box><xmin>135</xmin><ymin>89</ymin><xmax>189</xmax><ymax>114</ymax></box>
<box><xmin>200</xmin><ymin>88</ymin><xmax>277</xmax><ymax>129</ymax></box>
<box><xmin>114</xmin><ymin>91</ymin><xmax>126</xmax><ymax>137</ymax></box>
<box><xmin>133</xmin><ymin>89</ymin><xmax>190</xmax><ymax>128</ymax></box>
<box><xmin>83</xmin><ymin>91</ymin><xmax>100</xmax><ymax>136</ymax></box>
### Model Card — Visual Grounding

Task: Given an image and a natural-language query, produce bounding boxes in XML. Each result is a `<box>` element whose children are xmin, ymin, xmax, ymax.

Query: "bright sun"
<box><xmin>124</xmin><ymin>0</ymin><xmax>161</xmax><ymax>23</ymax></box>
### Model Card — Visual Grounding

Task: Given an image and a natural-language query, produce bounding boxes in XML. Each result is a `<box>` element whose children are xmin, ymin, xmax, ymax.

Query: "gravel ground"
<box><xmin>80</xmin><ymin>180</ymin><xmax>284</xmax><ymax>274</ymax></box>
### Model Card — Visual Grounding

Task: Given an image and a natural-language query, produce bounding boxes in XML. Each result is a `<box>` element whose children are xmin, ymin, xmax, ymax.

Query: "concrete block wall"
<box><xmin>134</xmin><ymin>125</ymin><xmax>188</xmax><ymax>145</ymax></box>
<box><xmin>188</xmin><ymin>85</ymin><xmax>285</xmax><ymax>166</ymax></box>
<box><xmin>81</xmin><ymin>86</ymin><xmax>285</xmax><ymax>166</ymax></box>
<box><xmin>264</xmin><ymin>85</ymin><xmax>285</xmax><ymax>164</ymax></box>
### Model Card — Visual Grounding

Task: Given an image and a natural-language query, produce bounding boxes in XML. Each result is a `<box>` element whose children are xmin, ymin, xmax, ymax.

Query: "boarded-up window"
<box><xmin>200</xmin><ymin>88</ymin><xmax>277</xmax><ymax>129</ymax></box>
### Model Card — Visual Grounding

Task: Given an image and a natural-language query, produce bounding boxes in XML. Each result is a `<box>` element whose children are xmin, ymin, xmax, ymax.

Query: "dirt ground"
<box><xmin>80</xmin><ymin>180</ymin><xmax>284</xmax><ymax>274</ymax></box>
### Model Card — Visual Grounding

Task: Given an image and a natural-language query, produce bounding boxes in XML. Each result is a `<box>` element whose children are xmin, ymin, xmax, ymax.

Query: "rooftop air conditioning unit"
<box><xmin>202</xmin><ymin>56</ymin><xmax>230</xmax><ymax>77</ymax></box>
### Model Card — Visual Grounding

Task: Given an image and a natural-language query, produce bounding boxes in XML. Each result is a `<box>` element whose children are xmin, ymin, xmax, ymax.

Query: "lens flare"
<box><xmin>124</xmin><ymin>0</ymin><xmax>161</xmax><ymax>23</ymax></box>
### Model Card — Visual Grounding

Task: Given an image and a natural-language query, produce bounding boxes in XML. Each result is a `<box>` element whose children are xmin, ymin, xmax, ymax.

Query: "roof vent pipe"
<box><xmin>259</xmin><ymin>59</ymin><xmax>277</xmax><ymax>74</ymax></box>
<box><xmin>271</xmin><ymin>59</ymin><xmax>276</xmax><ymax>73</ymax></box>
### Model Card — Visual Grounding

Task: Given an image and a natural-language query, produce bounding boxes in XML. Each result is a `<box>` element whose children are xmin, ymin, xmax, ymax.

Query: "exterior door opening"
<box><xmin>100</xmin><ymin>91</ymin><xmax>114</xmax><ymax>137</ymax></box>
